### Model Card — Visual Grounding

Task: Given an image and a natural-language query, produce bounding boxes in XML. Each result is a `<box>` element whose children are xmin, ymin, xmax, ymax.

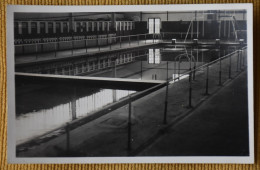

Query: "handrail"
<box><xmin>170</xmin><ymin>46</ymin><xmax>247</xmax><ymax>82</ymax></box>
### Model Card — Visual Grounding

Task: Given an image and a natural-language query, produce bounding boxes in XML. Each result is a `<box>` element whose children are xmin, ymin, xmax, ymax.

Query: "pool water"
<box><xmin>16</xmin><ymin>84</ymin><xmax>136</xmax><ymax>145</ymax></box>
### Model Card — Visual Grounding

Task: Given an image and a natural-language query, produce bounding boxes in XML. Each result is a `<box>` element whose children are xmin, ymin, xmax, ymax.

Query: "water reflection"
<box><xmin>16</xmin><ymin>88</ymin><xmax>135</xmax><ymax>145</ymax></box>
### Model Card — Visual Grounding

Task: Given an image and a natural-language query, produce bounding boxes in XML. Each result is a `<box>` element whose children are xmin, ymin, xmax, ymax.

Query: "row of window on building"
<box><xmin>14</xmin><ymin>21</ymin><xmax>135</xmax><ymax>35</ymax></box>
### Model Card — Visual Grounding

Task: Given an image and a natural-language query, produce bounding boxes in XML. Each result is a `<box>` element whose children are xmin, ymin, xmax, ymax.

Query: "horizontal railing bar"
<box><xmin>170</xmin><ymin>46</ymin><xmax>247</xmax><ymax>82</ymax></box>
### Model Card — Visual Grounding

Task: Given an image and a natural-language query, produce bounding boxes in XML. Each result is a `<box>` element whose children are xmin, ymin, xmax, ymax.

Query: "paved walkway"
<box><xmin>138</xmin><ymin>71</ymin><xmax>249</xmax><ymax>156</ymax></box>
<box><xmin>16</xmin><ymin>49</ymin><xmax>248</xmax><ymax>157</ymax></box>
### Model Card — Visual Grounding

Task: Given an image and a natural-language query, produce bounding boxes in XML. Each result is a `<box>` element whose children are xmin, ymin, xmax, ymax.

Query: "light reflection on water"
<box><xmin>16</xmin><ymin>88</ymin><xmax>135</xmax><ymax>145</ymax></box>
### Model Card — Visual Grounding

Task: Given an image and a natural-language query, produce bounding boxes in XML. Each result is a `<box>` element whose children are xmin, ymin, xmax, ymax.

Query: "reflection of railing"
<box><xmin>62</xmin><ymin>46</ymin><xmax>247</xmax><ymax>155</ymax></box>
<box><xmin>14</xmin><ymin>33</ymin><xmax>162</xmax><ymax>57</ymax></box>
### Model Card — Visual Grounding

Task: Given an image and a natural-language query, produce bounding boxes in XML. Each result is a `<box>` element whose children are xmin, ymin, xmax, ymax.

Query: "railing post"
<box><xmin>174</xmin><ymin>61</ymin><xmax>176</xmax><ymax>82</ymax></box>
<box><xmin>127</xmin><ymin>95</ymin><xmax>132</xmax><ymax>151</ymax></box>
<box><xmin>166</xmin><ymin>61</ymin><xmax>169</xmax><ymax>80</ymax></box>
<box><xmin>129</xmin><ymin>35</ymin><xmax>130</xmax><ymax>46</ymax></box>
<box><xmin>237</xmin><ymin>49</ymin><xmax>240</xmax><ymax>72</ymax></box>
<box><xmin>218</xmin><ymin>50</ymin><xmax>222</xmax><ymax>86</ymax></box>
<box><xmin>138</xmin><ymin>35</ymin><xmax>139</xmax><ymax>46</ymax></box>
<box><xmin>239</xmin><ymin>39</ymin><xmax>244</xmax><ymax>69</ymax></box>
<box><xmin>205</xmin><ymin>65</ymin><xmax>209</xmax><ymax>95</ymax></box>
<box><xmin>54</xmin><ymin>42</ymin><xmax>57</xmax><ymax>58</ymax></box>
<box><xmin>72</xmin><ymin>40</ymin><xmax>74</xmax><ymax>56</ymax></box>
<box><xmin>178</xmin><ymin>60</ymin><xmax>180</xmax><ymax>80</ymax></box>
<box><xmin>120</xmin><ymin>36</ymin><xmax>122</xmax><ymax>48</ymax></box>
<box><xmin>240</xmin><ymin>49</ymin><xmax>243</xmax><ymax>70</ymax></box>
<box><xmin>145</xmin><ymin>34</ymin><xmax>146</xmax><ymax>44</ymax></box>
<box><xmin>193</xmin><ymin>65</ymin><xmax>196</xmax><ymax>81</ymax></box>
<box><xmin>110</xmin><ymin>37</ymin><xmax>112</xmax><ymax>50</ymax></box>
<box><xmin>241</xmin><ymin>49</ymin><xmax>244</xmax><ymax>68</ymax></box>
<box><xmin>66</xmin><ymin>123</ymin><xmax>70</xmax><ymax>155</ymax></box>
<box><xmin>140</xmin><ymin>60</ymin><xmax>143</xmax><ymax>79</ymax></box>
<box><xmin>229</xmin><ymin>54</ymin><xmax>232</xmax><ymax>79</ymax></box>
<box><xmin>35</xmin><ymin>43</ymin><xmax>38</xmax><ymax>60</ymax></box>
<box><xmin>193</xmin><ymin>46</ymin><xmax>198</xmax><ymax>81</ymax></box>
<box><xmin>107</xmin><ymin>35</ymin><xmax>109</xmax><ymax>46</ymax></box>
<box><xmin>85</xmin><ymin>38</ymin><xmax>88</xmax><ymax>53</ymax></box>
<box><xmin>98</xmin><ymin>37</ymin><xmax>101</xmax><ymax>52</ymax></box>
<box><xmin>188</xmin><ymin>71</ymin><xmax>192</xmax><ymax>108</ymax></box>
<box><xmin>163</xmin><ymin>62</ymin><xmax>169</xmax><ymax>124</ymax></box>
<box><xmin>189</xmin><ymin>68</ymin><xmax>192</xmax><ymax>82</ymax></box>
<box><xmin>114</xmin><ymin>60</ymin><xmax>117</xmax><ymax>78</ymax></box>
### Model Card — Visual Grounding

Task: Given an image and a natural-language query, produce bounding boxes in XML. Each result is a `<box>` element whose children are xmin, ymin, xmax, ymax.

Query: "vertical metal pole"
<box><xmin>72</xmin><ymin>40</ymin><xmax>74</xmax><ymax>55</ymax></box>
<box><xmin>188</xmin><ymin>71</ymin><xmax>192</xmax><ymax>108</ymax></box>
<box><xmin>229</xmin><ymin>53</ymin><xmax>232</xmax><ymax>79</ymax></box>
<box><xmin>166</xmin><ymin>61</ymin><xmax>169</xmax><ymax>79</ymax></box>
<box><xmin>120</xmin><ymin>36</ymin><xmax>122</xmax><ymax>48</ymax></box>
<box><xmin>205</xmin><ymin>65</ymin><xmax>209</xmax><ymax>95</ymax></box>
<box><xmin>191</xmin><ymin>20</ymin><xmax>193</xmax><ymax>39</ymax></box>
<box><xmin>237</xmin><ymin>49</ymin><xmax>240</xmax><ymax>72</ymax></box>
<box><xmin>174</xmin><ymin>61</ymin><xmax>176</xmax><ymax>82</ymax></box>
<box><xmin>129</xmin><ymin>35</ymin><xmax>130</xmax><ymax>46</ymax></box>
<box><xmin>242</xmin><ymin>49</ymin><xmax>245</xmax><ymax>67</ymax></box>
<box><xmin>140</xmin><ymin>60</ymin><xmax>143</xmax><ymax>79</ymax></box>
<box><xmin>35</xmin><ymin>44</ymin><xmax>38</xmax><ymax>60</ymax></box>
<box><xmin>71</xmin><ymin>87</ymin><xmax>77</xmax><ymax>120</ymax></box>
<box><xmin>197</xmin><ymin>19</ymin><xmax>199</xmax><ymax>38</ymax></box>
<box><xmin>138</xmin><ymin>35</ymin><xmax>139</xmax><ymax>46</ymax></box>
<box><xmin>54</xmin><ymin>42</ymin><xmax>57</xmax><ymax>57</ymax></box>
<box><xmin>114</xmin><ymin>60</ymin><xmax>117</xmax><ymax>78</ymax></box>
<box><xmin>219</xmin><ymin>21</ymin><xmax>221</xmax><ymax>39</ymax></box>
<box><xmin>98</xmin><ymin>37</ymin><xmax>101</xmax><ymax>52</ymax></box>
<box><xmin>240</xmin><ymin>50</ymin><xmax>243</xmax><ymax>70</ymax></box>
<box><xmin>178</xmin><ymin>60</ymin><xmax>180</xmax><ymax>80</ymax></box>
<box><xmin>218</xmin><ymin>49</ymin><xmax>222</xmax><ymax>86</ymax></box>
<box><xmin>85</xmin><ymin>39</ymin><xmax>88</xmax><ymax>53</ymax></box>
<box><xmin>202</xmin><ymin>11</ymin><xmax>205</xmax><ymax>38</ymax></box>
<box><xmin>127</xmin><ymin>96</ymin><xmax>132</xmax><ymax>151</ymax></box>
<box><xmin>163</xmin><ymin>82</ymin><xmax>169</xmax><ymax>124</ymax></box>
<box><xmin>202</xmin><ymin>51</ymin><xmax>204</xmax><ymax>64</ymax></box>
<box><xmin>193</xmin><ymin>47</ymin><xmax>198</xmax><ymax>80</ymax></box>
<box><xmin>191</xmin><ymin>48</ymin><xmax>193</xmax><ymax>81</ymax></box>
<box><xmin>107</xmin><ymin>35</ymin><xmax>109</xmax><ymax>46</ymax></box>
<box><xmin>110</xmin><ymin>37</ymin><xmax>112</xmax><ymax>50</ymax></box>
<box><xmin>163</xmin><ymin>62</ymin><xmax>169</xmax><ymax>124</ymax></box>
<box><xmin>66</xmin><ymin>123</ymin><xmax>70</xmax><ymax>155</ymax></box>
<box><xmin>145</xmin><ymin>34</ymin><xmax>146</xmax><ymax>44</ymax></box>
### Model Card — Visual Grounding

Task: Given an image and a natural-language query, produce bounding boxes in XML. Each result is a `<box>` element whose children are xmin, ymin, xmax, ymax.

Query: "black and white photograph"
<box><xmin>7</xmin><ymin>4</ymin><xmax>254</xmax><ymax>164</ymax></box>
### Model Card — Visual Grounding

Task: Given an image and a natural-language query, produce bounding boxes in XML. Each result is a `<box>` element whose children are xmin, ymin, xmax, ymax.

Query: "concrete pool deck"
<box><xmin>138</xmin><ymin>71</ymin><xmax>249</xmax><ymax>156</ymax></box>
<box><xmin>16</xmin><ymin>49</ymin><xmax>249</xmax><ymax>157</ymax></box>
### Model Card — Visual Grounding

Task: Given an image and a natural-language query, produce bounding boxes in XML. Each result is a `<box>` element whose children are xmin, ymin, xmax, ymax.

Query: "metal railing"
<box><xmin>63</xmin><ymin>46</ymin><xmax>247</xmax><ymax>155</ymax></box>
<box><xmin>14</xmin><ymin>33</ymin><xmax>162</xmax><ymax>59</ymax></box>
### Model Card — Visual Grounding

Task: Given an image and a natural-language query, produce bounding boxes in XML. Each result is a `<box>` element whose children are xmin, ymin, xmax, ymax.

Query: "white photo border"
<box><xmin>6</xmin><ymin>3</ymin><xmax>254</xmax><ymax>164</ymax></box>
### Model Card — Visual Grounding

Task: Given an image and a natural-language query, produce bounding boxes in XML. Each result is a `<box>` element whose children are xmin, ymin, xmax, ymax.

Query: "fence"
<box><xmin>14</xmin><ymin>33</ymin><xmax>162</xmax><ymax>59</ymax></box>
<box><xmin>62</xmin><ymin>45</ymin><xmax>247</xmax><ymax>156</ymax></box>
